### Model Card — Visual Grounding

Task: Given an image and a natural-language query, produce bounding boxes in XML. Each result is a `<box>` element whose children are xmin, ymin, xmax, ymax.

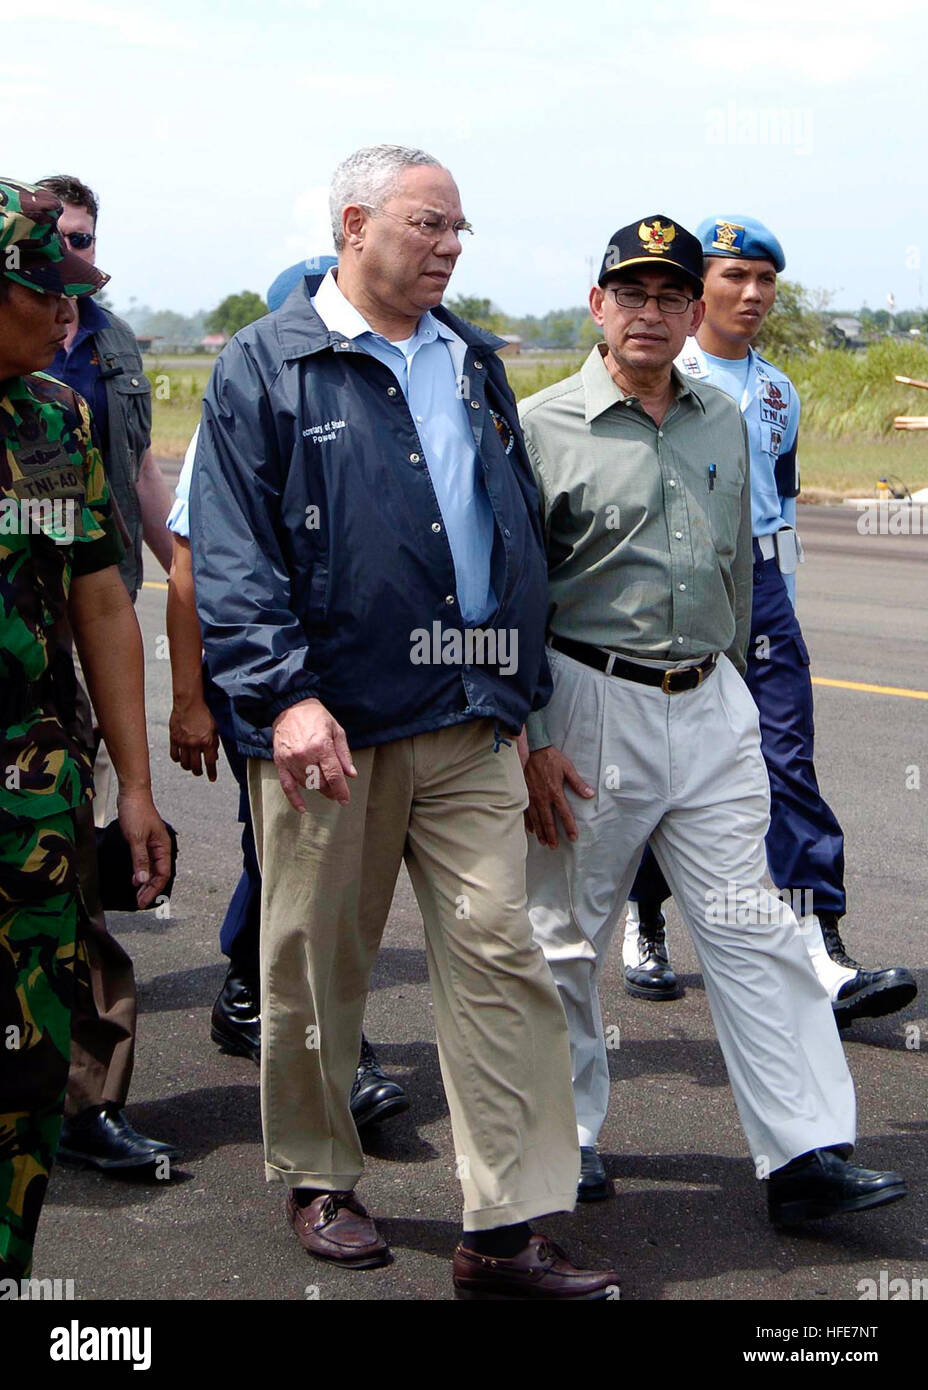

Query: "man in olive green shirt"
<box><xmin>518</xmin><ymin>216</ymin><xmax>904</xmax><ymax>1227</ymax></box>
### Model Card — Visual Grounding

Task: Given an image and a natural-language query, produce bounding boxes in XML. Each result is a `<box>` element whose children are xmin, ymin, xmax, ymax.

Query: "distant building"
<box><xmin>827</xmin><ymin>317</ymin><xmax>866</xmax><ymax>350</ymax></box>
<box><xmin>497</xmin><ymin>334</ymin><xmax>522</xmax><ymax>357</ymax></box>
<box><xmin>201</xmin><ymin>332</ymin><xmax>228</xmax><ymax>352</ymax></box>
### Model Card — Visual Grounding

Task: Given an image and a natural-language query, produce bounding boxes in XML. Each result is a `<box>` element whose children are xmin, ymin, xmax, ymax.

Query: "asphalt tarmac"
<box><xmin>32</xmin><ymin>502</ymin><xmax>928</xmax><ymax>1307</ymax></box>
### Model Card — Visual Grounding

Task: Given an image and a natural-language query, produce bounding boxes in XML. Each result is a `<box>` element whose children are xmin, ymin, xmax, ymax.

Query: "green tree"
<box><xmin>577</xmin><ymin>316</ymin><xmax>602</xmax><ymax>350</ymax></box>
<box><xmin>445</xmin><ymin>294</ymin><xmax>505</xmax><ymax>333</ymax></box>
<box><xmin>546</xmin><ymin>314</ymin><xmax>578</xmax><ymax>350</ymax></box>
<box><xmin>205</xmin><ymin>290</ymin><xmax>268</xmax><ymax>338</ymax></box>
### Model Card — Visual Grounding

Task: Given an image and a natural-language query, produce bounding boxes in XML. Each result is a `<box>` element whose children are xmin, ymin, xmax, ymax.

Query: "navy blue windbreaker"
<box><xmin>189</xmin><ymin>275</ymin><xmax>552</xmax><ymax>759</ymax></box>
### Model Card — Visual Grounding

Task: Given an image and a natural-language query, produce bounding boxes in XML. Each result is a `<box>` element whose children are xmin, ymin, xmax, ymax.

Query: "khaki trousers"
<box><xmin>247</xmin><ymin>719</ymin><xmax>580</xmax><ymax>1230</ymax></box>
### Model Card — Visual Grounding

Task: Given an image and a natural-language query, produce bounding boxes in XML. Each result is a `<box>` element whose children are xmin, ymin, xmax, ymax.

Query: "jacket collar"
<box><xmin>274</xmin><ymin>271</ymin><xmax>505</xmax><ymax>362</ymax></box>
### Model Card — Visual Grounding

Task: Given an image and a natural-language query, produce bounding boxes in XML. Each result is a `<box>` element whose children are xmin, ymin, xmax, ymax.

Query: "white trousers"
<box><xmin>526</xmin><ymin>648</ymin><xmax>856</xmax><ymax>1170</ymax></box>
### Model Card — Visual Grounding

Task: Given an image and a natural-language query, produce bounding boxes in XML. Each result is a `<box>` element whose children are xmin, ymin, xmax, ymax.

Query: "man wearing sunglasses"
<box><xmin>34</xmin><ymin>174</ymin><xmax>178</xmax><ymax>1175</ymax></box>
<box><xmin>519</xmin><ymin>215</ymin><xmax>905</xmax><ymax>1225</ymax></box>
<box><xmin>36</xmin><ymin>176</ymin><xmax>175</xmax><ymax>602</ymax></box>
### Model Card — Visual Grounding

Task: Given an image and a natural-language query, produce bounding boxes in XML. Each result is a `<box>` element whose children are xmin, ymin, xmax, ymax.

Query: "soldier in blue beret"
<box><xmin>624</xmin><ymin>216</ymin><xmax>917</xmax><ymax>1029</ymax></box>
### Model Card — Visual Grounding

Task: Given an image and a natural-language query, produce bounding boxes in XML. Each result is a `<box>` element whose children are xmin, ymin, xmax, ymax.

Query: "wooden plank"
<box><xmin>895</xmin><ymin>375</ymin><xmax>928</xmax><ymax>390</ymax></box>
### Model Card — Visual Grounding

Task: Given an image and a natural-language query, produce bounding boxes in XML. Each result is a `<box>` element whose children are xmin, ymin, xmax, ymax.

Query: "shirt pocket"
<box><xmin>110</xmin><ymin>367</ymin><xmax>151</xmax><ymax>476</ymax></box>
<box><xmin>706</xmin><ymin>476</ymin><xmax>743</xmax><ymax>559</ymax></box>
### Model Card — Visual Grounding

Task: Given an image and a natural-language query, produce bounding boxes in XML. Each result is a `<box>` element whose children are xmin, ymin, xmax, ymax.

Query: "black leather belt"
<box><xmin>550</xmin><ymin>636</ymin><xmax>717</xmax><ymax>695</ymax></box>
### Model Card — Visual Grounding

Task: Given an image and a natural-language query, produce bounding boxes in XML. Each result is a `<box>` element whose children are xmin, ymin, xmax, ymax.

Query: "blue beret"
<box><xmin>696</xmin><ymin>216</ymin><xmax>785</xmax><ymax>273</ymax></box>
<box><xmin>266</xmin><ymin>255</ymin><xmax>338</xmax><ymax>312</ymax></box>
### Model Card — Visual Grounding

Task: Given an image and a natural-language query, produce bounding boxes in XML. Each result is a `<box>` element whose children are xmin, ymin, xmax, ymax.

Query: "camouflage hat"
<box><xmin>0</xmin><ymin>178</ymin><xmax>109</xmax><ymax>297</ymax></box>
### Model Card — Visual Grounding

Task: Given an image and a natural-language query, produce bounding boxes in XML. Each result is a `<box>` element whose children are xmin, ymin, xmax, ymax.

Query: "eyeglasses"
<box><xmin>607</xmin><ymin>285</ymin><xmax>693</xmax><ymax>315</ymax></box>
<box><xmin>358</xmin><ymin>204</ymin><xmax>473</xmax><ymax>240</ymax></box>
<box><xmin>63</xmin><ymin>231</ymin><xmax>94</xmax><ymax>250</ymax></box>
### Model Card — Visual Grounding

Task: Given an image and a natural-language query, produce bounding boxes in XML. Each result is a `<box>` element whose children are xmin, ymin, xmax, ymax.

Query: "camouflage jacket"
<box><xmin>0</xmin><ymin>371</ymin><xmax>123</xmax><ymax>822</ymax></box>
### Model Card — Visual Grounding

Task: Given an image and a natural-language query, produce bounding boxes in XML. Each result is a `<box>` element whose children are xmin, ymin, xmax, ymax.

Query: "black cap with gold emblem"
<box><xmin>597</xmin><ymin>215</ymin><xmax>704</xmax><ymax>296</ymax></box>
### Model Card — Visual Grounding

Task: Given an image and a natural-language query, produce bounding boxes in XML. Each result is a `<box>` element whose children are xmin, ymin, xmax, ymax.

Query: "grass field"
<box><xmin>146</xmin><ymin>348</ymin><xmax>928</xmax><ymax>499</ymax></box>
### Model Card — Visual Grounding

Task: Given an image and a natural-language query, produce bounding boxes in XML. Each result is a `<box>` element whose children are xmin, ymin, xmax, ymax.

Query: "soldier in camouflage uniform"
<box><xmin>0</xmin><ymin>179</ymin><xmax>172</xmax><ymax>1276</ymax></box>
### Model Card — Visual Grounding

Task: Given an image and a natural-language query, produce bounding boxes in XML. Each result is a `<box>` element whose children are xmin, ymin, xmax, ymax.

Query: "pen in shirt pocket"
<box><xmin>707</xmin><ymin>463</ymin><xmax>717</xmax><ymax>492</ymax></box>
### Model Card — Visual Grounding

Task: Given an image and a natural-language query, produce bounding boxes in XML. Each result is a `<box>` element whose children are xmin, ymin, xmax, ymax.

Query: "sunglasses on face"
<box><xmin>63</xmin><ymin>231</ymin><xmax>94</xmax><ymax>250</ymax></box>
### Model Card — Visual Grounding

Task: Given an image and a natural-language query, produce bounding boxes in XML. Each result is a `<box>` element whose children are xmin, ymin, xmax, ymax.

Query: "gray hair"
<box><xmin>329</xmin><ymin>144</ymin><xmax>442</xmax><ymax>251</ymax></box>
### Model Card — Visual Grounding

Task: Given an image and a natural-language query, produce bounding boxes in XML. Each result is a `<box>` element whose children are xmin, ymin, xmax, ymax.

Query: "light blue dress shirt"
<box><xmin>167</xmin><ymin>429</ymin><xmax>196</xmax><ymax>538</ymax></box>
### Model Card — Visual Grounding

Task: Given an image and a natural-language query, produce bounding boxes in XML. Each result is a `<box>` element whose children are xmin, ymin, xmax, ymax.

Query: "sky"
<box><xmin>4</xmin><ymin>0</ymin><xmax>926</xmax><ymax>318</ymax></box>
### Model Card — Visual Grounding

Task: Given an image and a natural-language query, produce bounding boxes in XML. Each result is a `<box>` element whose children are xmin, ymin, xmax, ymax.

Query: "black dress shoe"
<box><xmin>768</xmin><ymin>1146</ymin><xmax>907</xmax><ymax>1225</ymax></box>
<box><xmin>577</xmin><ymin>1146</ymin><xmax>612</xmax><ymax>1202</ymax></box>
<box><xmin>350</xmin><ymin>1036</ymin><xmax>409</xmax><ymax>1130</ymax></box>
<box><xmin>57</xmin><ymin>1106</ymin><xmax>179</xmax><ymax>1171</ymax></box>
<box><xmin>211</xmin><ymin>964</ymin><xmax>261</xmax><ymax>1063</ymax></box>
<box><xmin>624</xmin><ymin>909</ymin><xmax>683</xmax><ymax>1001</ymax></box>
<box><xmin>818</xmin><ymin>915</ymin><xmax>918</xmax><ymax>1029</ymax></box>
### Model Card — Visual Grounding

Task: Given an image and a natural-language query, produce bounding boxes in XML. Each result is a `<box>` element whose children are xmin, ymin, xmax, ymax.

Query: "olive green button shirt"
<box><xmin>518</xmin><ymin>344</ymin><xmax>752</xmax><ymax>749</ymax></box>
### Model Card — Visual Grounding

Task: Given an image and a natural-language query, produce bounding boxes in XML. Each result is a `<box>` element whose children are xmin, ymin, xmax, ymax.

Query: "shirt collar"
<box><xmin>582</xmin><ymin>344</ymin><xmax>705</xmax><ymax>423</ymax></box>
<box><xmin>79</xmin><ymin>295</ymin><xmax>109</xmax><ymax>331</ymax></box>
<box><xmin>681</xmin><ymin>336</ymin><xmax>759</xmax><ymax>381</ymax></box>
<box><xmin>275</xmin><ymin>267</ymin><xmax>503</xmax><ymax>362</ymax></box>
<box><xmin>71</xmin><ymin>294</ymin><xmax>109</xmax><ymax>346</ymax></box>
<box><xmin>311</xmin><ymin>268</ymin><xmax>452</xmax><ymax>352</ymax></box>
<box><xmin>311</xmin><ymin>268</ymin><xmax>371</xmax><ymax>339</ymax></box>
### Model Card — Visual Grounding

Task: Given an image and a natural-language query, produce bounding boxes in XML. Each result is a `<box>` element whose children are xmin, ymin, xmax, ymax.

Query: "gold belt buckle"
<box><xmin>661</xmin><ymin>663</ymin><xmax>706</xmax><ymax>695</ymax></box>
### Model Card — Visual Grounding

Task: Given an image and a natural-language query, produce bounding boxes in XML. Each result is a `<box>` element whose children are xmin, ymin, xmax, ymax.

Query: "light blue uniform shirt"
<box><xmin>677</xmin><ymin>337</ymin><xmax>800</xmax><ymax>602</ymax></box>
<box><xmin>700</xmin><ymin>350</ymin><xmax>751</xmax><ymax>413</ymax></box>
<box><xmin>312</xmin><ymin>271</ymin><xmax>496</xmax><ymax>624</ymax></box>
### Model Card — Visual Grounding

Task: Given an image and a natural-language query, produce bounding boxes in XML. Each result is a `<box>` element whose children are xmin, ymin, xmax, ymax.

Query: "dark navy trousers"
<box><xmin>202</xmin><ymin>666</ymin><xmax>262</xmax><ymax>971</ymax></box>
<box><xmin>631</xmin><ymin>543</ymin><xmax>846</xmax><ymax>917</ymax></box>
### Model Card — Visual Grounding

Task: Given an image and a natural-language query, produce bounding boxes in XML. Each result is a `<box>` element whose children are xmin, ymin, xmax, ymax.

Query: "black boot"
<box><xmin>818</xmin><ymin>914</ymin><xmax>917</xmax><ymax>1029</ymax></box>
<box><xmin>211</xmin><ymin>963</ymin><xmax>261</xmax><ymax>1063</ymax></box>
<box><xmin>350</xmin><ymin>1036</ymin><xmax>410</xmax><ymax>1129</ymax></box>
<box><xmin>624</xmin><ymin>904</ymin><xmax>683</xmax><ymax>1001</ymax></box>
<box><xmin>577</xmin><ymin>1146</ymin><xmax>612</xmax><ymax>1202</ymax></box>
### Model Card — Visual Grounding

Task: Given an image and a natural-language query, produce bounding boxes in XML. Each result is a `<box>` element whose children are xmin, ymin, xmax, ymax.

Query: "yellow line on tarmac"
<box><xmin>138</xmin><ymin>582</ymin><xmax>928</xmax><ymax>702</ymax></box>
<box><xmin>812</xmin><ymin>677</ymin><xmax>928</xmax><ymax>701</ymax></box>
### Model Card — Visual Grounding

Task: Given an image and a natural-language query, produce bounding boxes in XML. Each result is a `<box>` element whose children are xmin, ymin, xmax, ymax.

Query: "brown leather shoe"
<box><xmin>286</xmin><ymin>1190</ymin><xmax>391</xmax><ymax>1268</ymax></box>
<box><xmin>452</xmin><ymin>1234</ymin><xmax>619</xmax><ymax>1300</ymax></box>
